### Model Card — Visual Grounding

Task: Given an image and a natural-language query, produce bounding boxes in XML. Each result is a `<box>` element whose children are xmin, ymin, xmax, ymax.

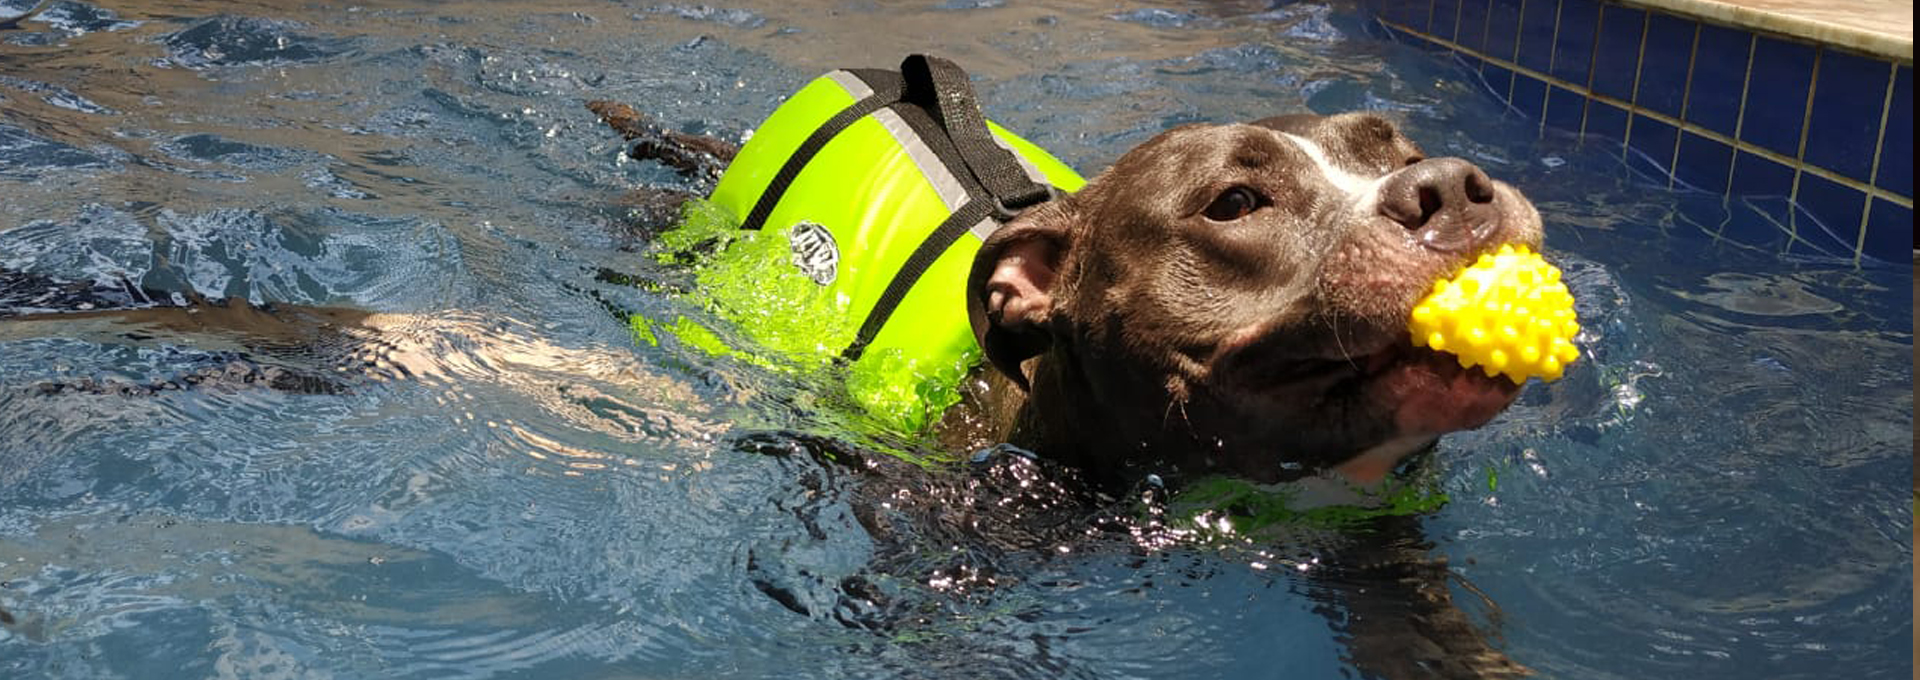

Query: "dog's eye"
<box><xmin>1202</xmin><ymin>186</ymin><xmax>1264</xmax><ymax>221</ymax></box>
<box><xmin>1404</xmin><ymin>155</ymin><xmax>1425</xmax><ymax>167</ymax></box>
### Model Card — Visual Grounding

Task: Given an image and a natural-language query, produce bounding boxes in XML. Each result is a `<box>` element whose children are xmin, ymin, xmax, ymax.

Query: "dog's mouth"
<box><xmin>1359</xmin><ymin>344</ymin><xmax>1523</xmax><ymax>432</ymax></box>
<box><xmin>1213</xmin><ymin>329</ymin><xmax>1523</xmax><ymax>434</ymax></box>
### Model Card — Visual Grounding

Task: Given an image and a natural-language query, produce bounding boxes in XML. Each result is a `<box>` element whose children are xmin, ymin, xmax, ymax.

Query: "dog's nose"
<box><xmin>1376</xmin><ymin>158</ymin><xmax>1498</xmax><ymax>252</ymax></box>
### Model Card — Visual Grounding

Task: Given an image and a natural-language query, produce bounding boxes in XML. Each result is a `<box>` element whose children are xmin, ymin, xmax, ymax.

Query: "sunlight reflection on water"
<box><xmin>0</xmin><ymin>1</ymin><xmax>1908</xmax><ymax>678</ymax></box>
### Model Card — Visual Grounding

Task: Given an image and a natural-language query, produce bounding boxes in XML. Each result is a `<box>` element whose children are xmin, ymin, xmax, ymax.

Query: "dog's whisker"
<box><xmin>1319</xmin><ymin>311</ymin><xmax>1361</xmax><ymax>367</ymax></box>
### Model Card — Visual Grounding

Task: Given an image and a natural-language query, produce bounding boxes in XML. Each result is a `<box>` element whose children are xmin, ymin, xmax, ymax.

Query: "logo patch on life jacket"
<box><xmin>788</xmin><ymin>221</ymin><xmax>839</xmax><ymax>286</ymax></box>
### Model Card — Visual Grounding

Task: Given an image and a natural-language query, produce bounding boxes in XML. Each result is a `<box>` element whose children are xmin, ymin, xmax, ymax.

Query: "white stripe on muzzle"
<box><xmin>1278</xmin><ymin>132</ymin><xmax>1388</xmax><ymax>208</ymax></box>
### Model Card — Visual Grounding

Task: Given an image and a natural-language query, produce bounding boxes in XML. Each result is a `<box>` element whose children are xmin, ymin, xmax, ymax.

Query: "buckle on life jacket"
<box><xmin>990</xmin><ymin>184</ymin><xmax>1059</xmax><ymax>224</ymax></box>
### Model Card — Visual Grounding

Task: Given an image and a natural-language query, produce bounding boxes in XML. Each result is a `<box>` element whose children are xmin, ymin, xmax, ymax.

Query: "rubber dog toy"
<box><xmin>1408</xmin><ymin>245</ymin><xmax>1581</xmax><ymax>383</ymax></box>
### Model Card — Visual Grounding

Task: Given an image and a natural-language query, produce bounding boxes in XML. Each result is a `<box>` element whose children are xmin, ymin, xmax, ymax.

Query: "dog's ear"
<box><xmin>967</xmin><ymin>198</ymin><xmax>1076</xmax><ymax>391</ymax></box>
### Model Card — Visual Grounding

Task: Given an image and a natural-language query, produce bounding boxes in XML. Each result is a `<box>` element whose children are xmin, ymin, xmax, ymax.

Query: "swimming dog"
<box><xmin>592</xmin><ymin>96</ymin><xmax>1542</xmax><ymax>489</ymax></box>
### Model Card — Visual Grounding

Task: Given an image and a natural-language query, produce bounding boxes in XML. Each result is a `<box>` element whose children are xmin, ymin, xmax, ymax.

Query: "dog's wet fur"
<box><xmin>0</xmin><ymin>97</ymin><xmax>1547</xmax><ymax>678</ymax></box>
<box><xmin>960</xmin><ymin>113</ymin><xmax>1541</xmax><ymax>487</ymax></box>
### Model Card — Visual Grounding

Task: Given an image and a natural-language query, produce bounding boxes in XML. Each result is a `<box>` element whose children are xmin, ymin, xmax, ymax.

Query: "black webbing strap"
<box><xmin>840</xmin><ymin>198</ymin><xmax>996</xmax><ymax>362</ymax></box>
<box><xmin>740</xmin><ymin>69</ymin><xmax>905</xmax><ymax>231</ymax></box>
<box><xmin>897</xmin><ymin>55</ymin><xmax>1053</xmax><ymax>217</ymax></box>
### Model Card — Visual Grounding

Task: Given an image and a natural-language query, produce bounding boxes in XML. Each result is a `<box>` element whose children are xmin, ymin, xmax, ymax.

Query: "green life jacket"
<box><xmin>635</xmin><ymin>55</ymin><xmax>1086</xmax><ymax>434</ymax></box>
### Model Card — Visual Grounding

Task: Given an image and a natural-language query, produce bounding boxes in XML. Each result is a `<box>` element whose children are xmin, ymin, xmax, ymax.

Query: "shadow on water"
<box><xmin>0</xmin><ymin>1</ymin><xmax>1909</xmax><ymax>678</ymax></box>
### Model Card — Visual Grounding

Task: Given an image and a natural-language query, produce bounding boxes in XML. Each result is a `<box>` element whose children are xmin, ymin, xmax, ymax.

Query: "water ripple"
<box><xmin>636</xmin><ymin>4</ymin><xmax>768</xmax><ymax>29</ymax></box>
<box><xmin>0</xmin><ymin>74</ymin><xmax>117</xmax><ymax>114</ymax></box>
<box><xmin>159</xmin><ymin>15</ymin><xmax>356</xmax><ymax>69</ymax></box>
<box><xmin>0</xmin><ymin>123</ymin><xmax>113</xmax><ymax>177</ymax></box>
<box><xmin>0</xmin><ymin>1</ymin><xmax>1908</xmax><ymax>678</ymax></box>
<box><xmin>10</xmin><ymin>0</ymin><xmax>140</xmax><ymax>35</ymax></box>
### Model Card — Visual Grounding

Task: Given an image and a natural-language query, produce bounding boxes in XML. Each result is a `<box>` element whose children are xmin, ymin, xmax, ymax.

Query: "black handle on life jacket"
<box><xmin>898</xmin><ymin>54</ymin><xmax>1055</xmax><ymax>218</ymax></box>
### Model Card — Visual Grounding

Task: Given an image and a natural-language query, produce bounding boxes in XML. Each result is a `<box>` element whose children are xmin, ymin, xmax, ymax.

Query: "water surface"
<box><xmin>0</xmin><ymin>1</ymin><xmax>1909</xmax><ymax>678</ymax></box>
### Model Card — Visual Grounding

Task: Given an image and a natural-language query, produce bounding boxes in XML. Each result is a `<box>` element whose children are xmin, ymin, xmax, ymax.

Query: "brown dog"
<box><xmin>960</xmin><ymin>113</ymin><xmax>1541</xmax><ymax>486</ymax></box>
<box><xmin>591</xmin><ymin>98</ymin><xmax>1544</xmax><ymax>488</ymax></box>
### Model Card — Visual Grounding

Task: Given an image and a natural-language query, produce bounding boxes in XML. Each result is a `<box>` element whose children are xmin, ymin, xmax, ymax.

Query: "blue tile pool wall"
<box><xmin>1365</xmin><ymin>0</ymin><xmax>1915</xmax><ymax>263</ymax></box>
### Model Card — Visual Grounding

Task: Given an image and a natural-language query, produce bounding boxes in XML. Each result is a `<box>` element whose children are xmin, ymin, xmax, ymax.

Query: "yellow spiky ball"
<box><xmin>1408</xmin><ymin>245</ymin><xmax>1581</xmax><ymax>384</ymax></box>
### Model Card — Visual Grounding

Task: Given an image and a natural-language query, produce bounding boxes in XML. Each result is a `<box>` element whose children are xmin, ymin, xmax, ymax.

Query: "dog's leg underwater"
<box><xmin>586</xmin><ymin>100</ymin><xmax>738</xmax><ymax>185</ymax></box>
<box><xmin>586</xmin><ymin>100</ymin><xmax>741</xmax><ymax>235</ymax></box>
<box><xmin>1</xmin><ymin>269</ymin><xmax>370</xmax><ymax>395</ymax></box>
<box><xmin>1314</xmin><ymin>512</ymin><xmax>1532</xmax><ymax>680</ymax></box>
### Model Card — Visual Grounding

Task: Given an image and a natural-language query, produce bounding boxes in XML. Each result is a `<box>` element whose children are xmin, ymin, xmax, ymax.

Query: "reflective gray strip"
<box><xmin>989</xmin><ymin>133</ymin><xmax>1051</xmax><ymax>186</ymax></box>
<box><xmin>966</xmin><ymin>214</ymin><xmax>999</xmax><ymax>242</ymax></box>
<box><xmin>869</xmin><ymin>107</ymin><xmax>970</xmax><ymax>213</ymax></box>
<box><xmin>825</xmin><ymin>70</ymin><xmax>874</xmax><ymax>100</ymax></box>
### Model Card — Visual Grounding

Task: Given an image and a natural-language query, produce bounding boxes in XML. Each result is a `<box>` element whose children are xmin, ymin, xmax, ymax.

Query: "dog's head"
<box><xmin>969</xmin><ymin>113</ymin><xmax>1544</xmax><ymax>481</ymax></box>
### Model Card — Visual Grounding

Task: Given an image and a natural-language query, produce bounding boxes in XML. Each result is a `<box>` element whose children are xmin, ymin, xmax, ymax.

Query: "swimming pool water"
<box><xmin>0</xmin><ymin>1</ymin><xmax>1909</xmax><ymax>678</ymax></box>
